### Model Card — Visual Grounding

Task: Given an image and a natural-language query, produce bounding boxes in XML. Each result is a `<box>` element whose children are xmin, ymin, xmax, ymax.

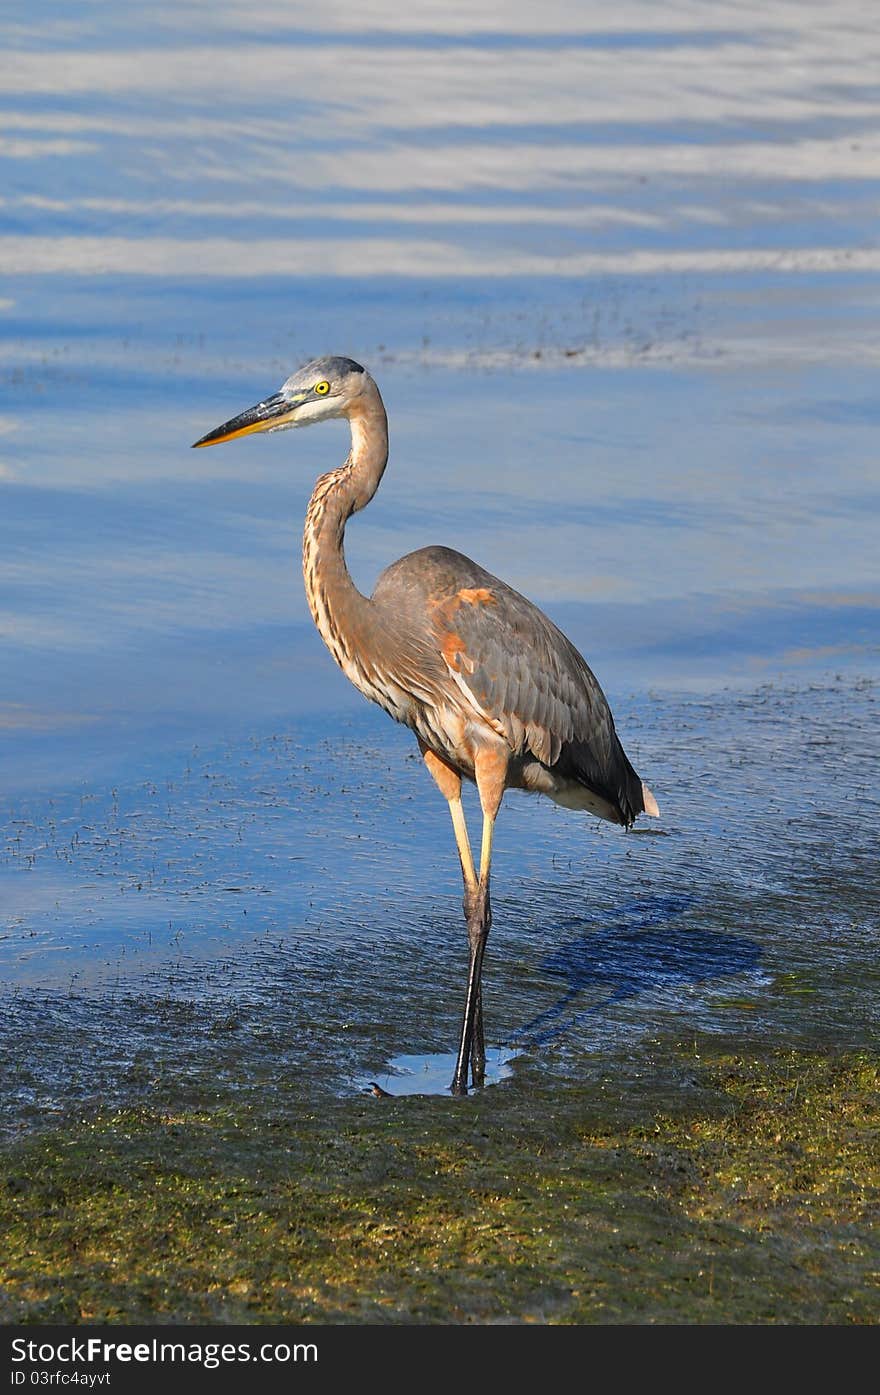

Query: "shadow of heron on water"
<box><xmin>373</xmin><ymin>894</ymin><xmax>763</xmax><ymax>1095</ymax></box>
<box><xmin>509</xmin><ymin>894</ymin><xmax>762</xmax><ymax>1050</ymax></box>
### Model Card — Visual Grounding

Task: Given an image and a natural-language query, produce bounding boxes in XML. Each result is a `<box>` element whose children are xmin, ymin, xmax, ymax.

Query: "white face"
<box><xmin>276</xmin><ymin>389</ymin><xmax>346</xmax><ymax>429</ymax></box>
<box><xmin>273</xmin><ymin>364</ymin><xmax>367</xmax><ymax>429</ymax></box>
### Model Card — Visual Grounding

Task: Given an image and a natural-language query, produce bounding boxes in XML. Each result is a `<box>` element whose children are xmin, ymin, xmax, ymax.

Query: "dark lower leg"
<box><xmin>471</xmin><ymin>983</ymin><xmax>486</xmax><ymax>1087</ymax></box>
<box><xmin>469</xmin><ymin>884</ymin><xmax>490</xmax><ymax>1086</ymax></box>
<box><xmin>451</xmin><ymin>882</ymin><xmax>491</xmax><ymax>1096</ymax></box>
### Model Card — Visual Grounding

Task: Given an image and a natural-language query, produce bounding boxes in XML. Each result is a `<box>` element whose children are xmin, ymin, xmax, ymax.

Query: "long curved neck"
<box><xmin>302</xmin><ymin>386</ymin><xmax>388</xmax><ymax>677</ymax></box>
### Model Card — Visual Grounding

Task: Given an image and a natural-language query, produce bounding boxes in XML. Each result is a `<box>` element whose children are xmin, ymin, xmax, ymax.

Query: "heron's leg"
<box><xmin>446</xmin><ymin>791</ymin><xmax>489</xmax><ymax>1072</ymax></box>
<box><xmin>419</xmin><ymin>745</ymin><xmax>485</xmax><ymax>1075</ymax></box>
<box><xmin>453</xmin><ymin>878</ymin><xmax>491</xmax><ymax>1095</ymax></box>
<box><xmin>451</xmin><ymin>745</ymin><xmax>507</xmax><ymax>1096</ymax></box>
<box><xmin>420</xmin><ymin>744</ymin><xmax>478</xmax><ymax>893</ymax></box>
<box><xmin>448</xmin><ymin>794</ymin><xmax>477</xmax><ymax>892</ymax></box>
<box><xmin>463</xmin><ymin>811</ymin><xmax>498</xmax><ymax>1088</ymax></box>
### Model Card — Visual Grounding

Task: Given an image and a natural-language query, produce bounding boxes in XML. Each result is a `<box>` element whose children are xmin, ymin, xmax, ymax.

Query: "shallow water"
<box><xmin>362</xmin><ymin>1050</ymin><xmax>518</xmax><ymax>1098</ymax></box>
<box><xmin>1</xmin><ymin>2</ymin><xmax>878</xmax><ymax>1126</ymax></box>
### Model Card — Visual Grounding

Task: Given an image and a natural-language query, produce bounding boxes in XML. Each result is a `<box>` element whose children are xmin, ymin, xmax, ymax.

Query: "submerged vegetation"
<box><xmin>0</xmin><ymin>1046</ymin><xmax>876</xmax><ymax>1324</ymax></box>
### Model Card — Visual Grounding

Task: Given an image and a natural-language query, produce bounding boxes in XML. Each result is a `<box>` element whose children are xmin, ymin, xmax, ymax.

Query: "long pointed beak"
<box><xmin>192</xmin><ymin>391</ymin><xmax>300</xmax><ymax>448</ymax></box>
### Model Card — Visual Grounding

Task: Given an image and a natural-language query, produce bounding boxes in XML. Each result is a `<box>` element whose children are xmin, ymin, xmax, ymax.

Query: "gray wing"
<box><xmin>378</xmin><ymin>546</ymin><xmax>646</xmax><ymax>822</ymax></box>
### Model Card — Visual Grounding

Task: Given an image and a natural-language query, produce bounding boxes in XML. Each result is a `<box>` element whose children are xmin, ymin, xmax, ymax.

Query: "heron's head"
<box><xmin>192</xmin><ymin>356</ymin><xmax>371</xmax><ymax>448</ymax></box>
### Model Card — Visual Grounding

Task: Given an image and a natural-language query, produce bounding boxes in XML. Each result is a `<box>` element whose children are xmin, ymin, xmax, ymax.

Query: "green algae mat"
<box><xmin>1</xmin><ymin>1045</ymin><xmax>876</xmax><ymax>1325</ymax></box>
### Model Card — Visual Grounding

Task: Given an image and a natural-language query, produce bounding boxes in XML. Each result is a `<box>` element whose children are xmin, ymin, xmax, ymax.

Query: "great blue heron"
<box><xmin>194</xmin><ymin>356</ymin><xmax>659</xmax><ymax>1095</ymax></box>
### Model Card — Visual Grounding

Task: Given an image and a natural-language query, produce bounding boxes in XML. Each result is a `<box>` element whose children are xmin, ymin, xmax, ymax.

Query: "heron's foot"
<box><xmin>457</xmin><ymin>1022</ymin><xmax>486</xmax><ymax>1091</ymax></box>
<box><xmin>450</xmin><ymin>1041</ymin><xmax>485</xmax><ymax>1095</ymax></box>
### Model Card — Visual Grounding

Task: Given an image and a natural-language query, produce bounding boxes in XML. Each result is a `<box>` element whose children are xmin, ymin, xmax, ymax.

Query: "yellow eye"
<box><xmin>314</xmin><ymin>380</ymin><xmax>330</xmax><ymax>396</ymax></box>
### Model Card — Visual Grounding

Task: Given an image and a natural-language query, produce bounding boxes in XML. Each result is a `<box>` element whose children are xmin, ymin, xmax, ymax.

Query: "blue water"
<box><xmin>1</xmin><ymin>2</ymin><xmax>878</xmax><ymax>1115</ymax></box>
